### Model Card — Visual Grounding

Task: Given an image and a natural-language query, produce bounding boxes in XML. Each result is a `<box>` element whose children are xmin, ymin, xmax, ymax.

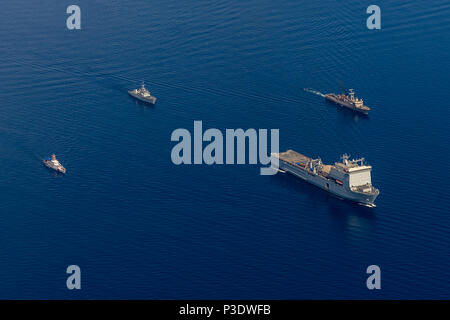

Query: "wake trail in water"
<box><xmin>0</xmin><ymin>126</ymin><xmax>20</xmax><ymax>134</ymax></box>
<box><xmin>6</xmin><ymin>57</ymin><xmax>305</xmax><ymax>106</ymax></box>
<box><xmin>0</xmin><ymin>123</ymin><xmax>55</xmax><ymax>162</ymax></box>
<box><xmin>303</xmin><ymin>88</ymin><xmax>325</xmax><ymax>97</ymax></box>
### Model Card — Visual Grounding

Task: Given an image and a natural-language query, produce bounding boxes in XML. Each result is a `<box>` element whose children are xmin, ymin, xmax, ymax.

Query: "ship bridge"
<box><xmin>329</xmin><ymin>155</ymin><xmax>373</xmax><ymax>188</ymax></box>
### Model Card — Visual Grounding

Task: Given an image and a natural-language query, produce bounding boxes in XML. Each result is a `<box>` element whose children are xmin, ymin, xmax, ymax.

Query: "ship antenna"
<box><xmin>341</xmin><ymin>153</ymin><xmax>349</xmax><ymax>164</ymax></box>
<box><xmin>339</xmin><ymin>80</ymin><xmax>347</xmax><ymax>95</ymax></box>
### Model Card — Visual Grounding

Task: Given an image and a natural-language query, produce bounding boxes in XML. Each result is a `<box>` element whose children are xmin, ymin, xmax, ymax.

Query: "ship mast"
<box><xmin>341</xmin><ymin>154</ymin><xmax>349</xmax><ymax>165</ymax></box>
<box><xmin>348</xmin><ymin>89</ymin><xmax>355</xmax><ymax>101</ymax></box>
<box><xmin>339</xmin><ymin>80</ymin><xmax>348</xmax><ymax>95</ymax></box>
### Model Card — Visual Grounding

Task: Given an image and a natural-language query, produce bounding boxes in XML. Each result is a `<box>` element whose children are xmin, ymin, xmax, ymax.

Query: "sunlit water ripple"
<box><xmin>0</xmin><ymin>0</ymin><xmax>449</xmax><ymax>298</ymax></box>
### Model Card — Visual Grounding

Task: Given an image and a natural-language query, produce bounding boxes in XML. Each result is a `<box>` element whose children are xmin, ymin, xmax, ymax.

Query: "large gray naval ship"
<box><xmin>325</xmin><ymin>88</ymin><xmax>370</xmax><ymax>115</ymax></box>
<box><xmin>128</xmin><ymin>82</ymin><xmax>157</xmax><ymax>104</ymax></box>
<box><xmin>272</xmin><ymin>150</ymin><xmax>379</xmax><ymax>207</ymax></box>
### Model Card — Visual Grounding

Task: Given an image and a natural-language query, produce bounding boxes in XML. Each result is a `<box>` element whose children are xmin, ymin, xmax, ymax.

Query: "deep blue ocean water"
<box><xmin>0</xmin><ymin>0</ymin><xmax>449</xmax><ymax>299</ymax></box>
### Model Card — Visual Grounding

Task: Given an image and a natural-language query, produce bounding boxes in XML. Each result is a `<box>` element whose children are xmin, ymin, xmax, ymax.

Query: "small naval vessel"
<box><xmin>128</xmin><ymin>82</ymin><xmax>157</xmax><ymax>104</ymax></box>
<box><xmin>325</xmin><ymin>88</ymin><xmax>370</xmax><ymax>115</ymax></box>
<box><xmin>43</xmin><ymin>154</ymin><xmax>66</xmax><ymax>174</ymax></box>
<box><xmin>272</xmin><ymin>150</ymin><xmax>379</xmax><ymax>207</ymax></box>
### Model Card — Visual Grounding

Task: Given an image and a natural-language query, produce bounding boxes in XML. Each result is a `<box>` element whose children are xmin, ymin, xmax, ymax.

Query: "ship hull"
<box><xmin>128</xmin><ymin>91</ymin><xmax>157</xmax><ymax>105</ymax></box>
<box><xmin>325</xmin><ymin>94</ymin><xmax>369</xmax><ymax>115</ymax></box>
<box><xmin>43</xmin><ymin>161</ymin><xmax>66</xmax><ymax>174</ymax></box>
<box><xmin>276</xmin><ymin>158</ymin><xmax>379</xmax><ymax>206</ymax></box>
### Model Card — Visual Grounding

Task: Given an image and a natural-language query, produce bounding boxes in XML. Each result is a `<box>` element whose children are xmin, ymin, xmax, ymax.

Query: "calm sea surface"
<box><xmin>0</xmin><ymin>0</ymin><xmax>449</xmax><ymax>299</ymax></box>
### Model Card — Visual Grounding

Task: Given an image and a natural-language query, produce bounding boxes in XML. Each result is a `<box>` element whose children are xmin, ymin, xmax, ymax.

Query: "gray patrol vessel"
<box><xmin>128</xmin><ymin>82</ymin><xmax>157</xmax><ymax>104</ymax></box>
<box><xmin>272</xmin><ymin>150</ymin><xmax>379</xmax><ymax>207</ymax></box>
<box><xmin>325</xmin><ymin>88</ymin><xmax>370</xmax><ymax>115</ymax></box>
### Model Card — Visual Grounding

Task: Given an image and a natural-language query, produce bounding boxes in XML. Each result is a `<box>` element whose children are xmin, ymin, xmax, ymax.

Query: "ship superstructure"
<box><xmin>272</xmin><ymin>150</ymin><xmax>379</xmax><ymax>206</ymax></box>
<box><xmin>128</xmin><ymin>82</ymin><xmax>157</xmax><ymax>104</ymax></box>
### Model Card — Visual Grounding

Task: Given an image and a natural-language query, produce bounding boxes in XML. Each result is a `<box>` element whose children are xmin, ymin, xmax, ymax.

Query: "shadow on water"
<box><xmin>129</xmin><ymin>97</ymin><xmax>157</xmax><ymax>109</ymax></box>
<box><xmin>42</xmin><ymin>164</ymin><xmax>66</xmax><ymax>178</ymax></box>
<box><xmin>326</xmin><ymin>201</ymin><xmax>377</xmax><ymax>238</ymax></box>
<box><xmin>270</xmin><ymin>170</ymin><xmax>377</xmax><ymax>221</ymax></box>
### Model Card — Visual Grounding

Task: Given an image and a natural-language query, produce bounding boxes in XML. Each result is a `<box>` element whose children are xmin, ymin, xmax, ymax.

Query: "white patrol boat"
<box><xmin>43</xmin><ymin>154</ymin><xmax>66</xmax><ymax>174</ymax></box>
